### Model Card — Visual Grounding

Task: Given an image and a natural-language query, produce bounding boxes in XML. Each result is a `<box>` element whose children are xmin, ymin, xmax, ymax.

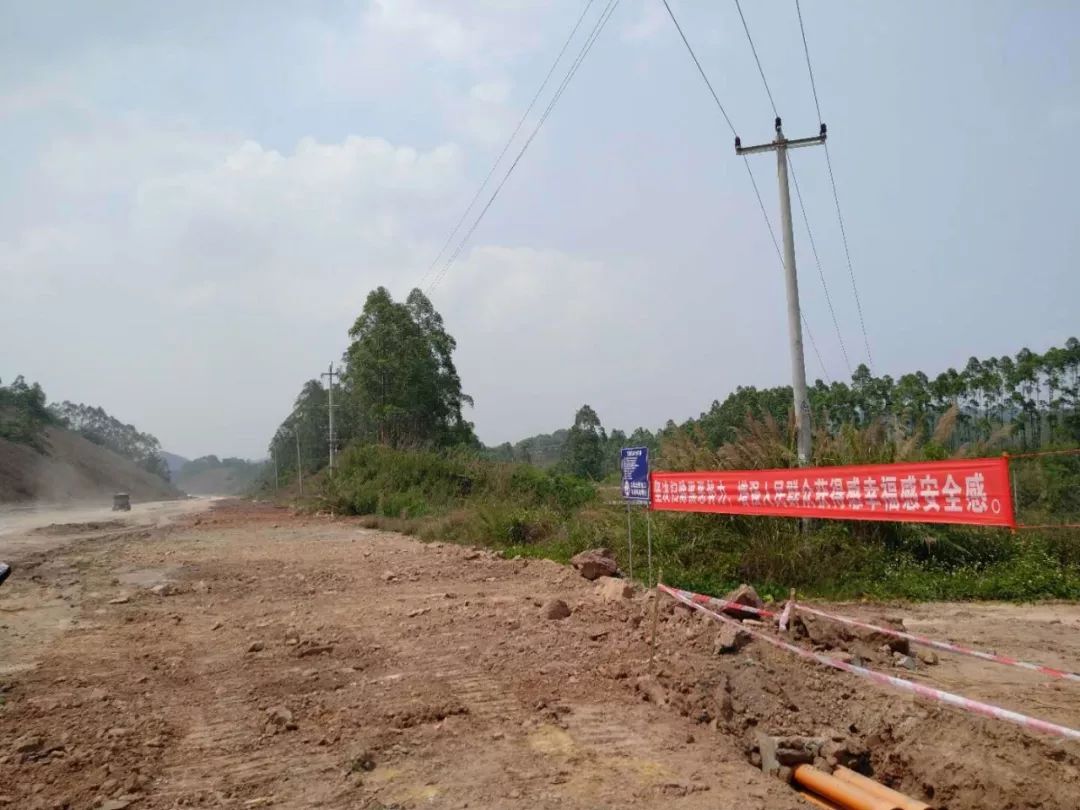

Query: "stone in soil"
<box><xmin>916</xmin><ymin>648</ymin><xmax>939</xmax><ymax>665</ymax></box>
<box><xmin>893</xmin><ymin>652</ymin><xmax>918</xmax><ymax>671</ymax></box>
<box><xmin>541</xmin><ymin>599</ymin><xmax>571</xmax><ymax>620</ymax></box>
<box><xmin>265</xmin><ymin>705</ymin><xmax>298</xmax><ymax>732</ymax></box>
<box><xmin>713</xmin><ymin>625</ymin><xmax>750</xmax><ymax>655</ymax></box>
<box><xmin>570</xmin><ymin>548</ymin><xmax>619</xmax><ymax>581</ymax></box>
<box><xmin>594</xmin><ymin>576</ymin><xmax>634</xmax><ymax>602</ymax></box>
<box><xmin>722</xmin><ymin>584</ymin><xmax>765</xmax><ymax>613</ymax></box>
<box><xmin>297</xmin><ymin>643</ymin><xmax>333</xmax><ymax>658</ymax></box>
<box><xmin>796</xmin><ymin>612</ymin><xmax>910</xmax><ymax>655</ymax></box>
<box><xmin>13</xmin><ymin>735</ymin><xmax>43</xmax><ymax>754</ymax></box>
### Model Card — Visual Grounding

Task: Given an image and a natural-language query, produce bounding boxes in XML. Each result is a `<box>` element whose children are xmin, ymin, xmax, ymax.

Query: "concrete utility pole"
<box><xmin>736</xmin><ymin>117</ymin><xmax>826</xmax><ymax>466</ymax></box>
<box><xmin>321</xmin><ymin>363</ymin><xmax>338</xmax><ymax>472</ymax></box>
<box><xmin>295</xmin><ymin>426</ymin><xmax>303</xmax><ymax>496</ymax></box>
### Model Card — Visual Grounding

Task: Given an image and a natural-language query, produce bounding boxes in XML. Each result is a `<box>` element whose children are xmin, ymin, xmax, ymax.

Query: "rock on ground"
<box><xmin>570</xmin><ymin>548</ymin><xmax>619</xmax><ymax>581</ymax></box>
<box><xmin>723</xmin><ymin>584</ymin><xmax>765</xmax><ymax>612</ymax></box>
<box><xmin>541</xmin><ymin>599</ymin><xmax>571</xmax><ymax>620</ymax></box>
<box><xmin>713</xmin><ymin>625</ymin><xmax>750</xmax><ymax>655</ymax></box>
<box><xmin>916</xmin><ymin>648</ymin><xmax>939</xmax><ymax>665</ymax></box>
<box><xmin>594</xmin><ymin>576</ymin><xmax>634</xmax><ymax>602</ymax></box>
<box><xmin>796</xmin><ymin>612</ymin><xmax>910</xmax><ymax>655</ymax></box>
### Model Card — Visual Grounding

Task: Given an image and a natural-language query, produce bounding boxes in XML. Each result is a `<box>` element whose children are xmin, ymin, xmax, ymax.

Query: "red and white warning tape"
<box><xmin>680</xmin><ymin>590</ymin><xmax>778</xmax><ymax>619</ymax></box>
<box><xmin>792</xmin><ymin>602</ymin><xmax>1080</xmax><ymax>684</ymax></box>
<box><xmin>659</xmin><ymin>584</ymin><xmax>1080</xmax><ymax>743</ymax></box>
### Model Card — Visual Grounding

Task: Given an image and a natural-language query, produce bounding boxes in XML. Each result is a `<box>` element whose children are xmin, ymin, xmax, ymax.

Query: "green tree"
<box><xmin>562</xmin><ymin>404</ymin><xmax>607</xmax><ymax>480</ymax></box>
<box><xmin>341</xmin><ymin>287</ymin><xmax>475</xmax><ymax>449</ymax></box>
<box><xmin>0</xmin><ymin>375</ymin><xmax>53</xmax><ymax>449</ymax></box>
<box><xmin>49</xmin><ymin>400</ymin><xmax>169</xmax><ymax>480</ymax></box>
<box><xmin>268</xmin><ymin>379</ymin><xmax>330</xmax><ymax>479</ymax></box>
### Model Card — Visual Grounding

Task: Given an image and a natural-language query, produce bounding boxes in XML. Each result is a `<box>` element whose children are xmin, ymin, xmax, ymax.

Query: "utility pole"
<box><xmin>295</xmin><ymin>426</ymin><xmax>303</xmax><ymax>496</ymax></box>
<box><xmin>273</xmin><ymin>454</ymin><xmax>279</xmax><ymax>492</ymax></box>
<box><xmin>736</xmin><ymin>117</ymin><xmax>826</xmax><ymax>466</ymax></box>
<box><xmin>321</xmin><ymin>362</ymin><xmax>338</xmax><ymax>472</ymax></box>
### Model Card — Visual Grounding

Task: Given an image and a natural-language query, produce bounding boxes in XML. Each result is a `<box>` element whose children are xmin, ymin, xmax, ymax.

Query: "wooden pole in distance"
<box><xmin>649</xmin><ymin>569</ymin><xmax>663</xmax><ymax>674</ymax></box>
<box><xmin>779</xmin><ymin>587</ymin><xmax>797</xmax><ymax>633</ymax></box>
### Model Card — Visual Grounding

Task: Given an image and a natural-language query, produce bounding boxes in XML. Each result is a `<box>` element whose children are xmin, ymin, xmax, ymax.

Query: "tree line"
<box><xmin>0</xmin><ymin>376</ymin><xmax>53</xmax><ymax>449</ymax></box>
<box><xmin>49</xmin><ymin>401</ymin><xmax>170</xmax><ymax>479</ymax></box>
<box><xmin>0</xmin><ymin>376</ymin><xmax>172</xmax><ymax>480</ymax></box>
<box><xmin>688</xmin><ymin>339</ymin><xmax>1080</xmax><ymax>455</ymax></box>
<box><xmin>268</xmin><ymin>287</ymin><xmax>476</xmax><ymax>484</ymax></box>
<box><xmin>268</xmin><ymin>289</ymin><xmax>1079</xmax><ymax>486</ymax></box>
<box><xmin>485</xmin><ymin>339</ymin><xmax>1080</xmax><ymax>480</ymax></box>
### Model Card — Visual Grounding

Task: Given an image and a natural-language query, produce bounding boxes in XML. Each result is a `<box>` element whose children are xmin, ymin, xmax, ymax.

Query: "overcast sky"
<box><xmin>2</xmin><ymin>1</ymin><xmax>1078</xmax><ymax>460</ymax></box>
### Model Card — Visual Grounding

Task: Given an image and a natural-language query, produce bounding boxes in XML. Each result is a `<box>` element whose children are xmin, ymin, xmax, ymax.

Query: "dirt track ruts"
<box><xmin>1</xmin><ymin>499</ymin><xmax>1079</xmax><ymax>809</ymax></box>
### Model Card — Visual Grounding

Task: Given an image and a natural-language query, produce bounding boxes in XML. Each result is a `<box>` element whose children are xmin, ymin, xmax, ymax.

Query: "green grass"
<box><xmin>311</xmin><ymin>445</ymin><xmax>1080</xmax><ymax>603</ymax></box>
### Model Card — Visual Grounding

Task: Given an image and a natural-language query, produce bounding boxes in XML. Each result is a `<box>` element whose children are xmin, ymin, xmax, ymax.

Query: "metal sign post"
<box><xmin>620</xmin><ymin>447</ymin><xmax>650</xmax><ymax>582</ymax></box>
<box><xmin>646</xmin><ymin>507</ymin><xmax>653</xmax><ymax>587</ymax></box>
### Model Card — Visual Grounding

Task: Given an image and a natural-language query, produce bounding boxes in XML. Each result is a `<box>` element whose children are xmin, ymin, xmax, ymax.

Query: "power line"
<box><xmin>794</xmin><ymin>0</ymin><xmax>873</xmax><ymax>370</ymax></box>
<box><xmin>659</xmin><ymin>0</ymin><xmax>736</xmax><ymax>136</ymax></box>
<box><xmin>733</xmin><ymin>0</ymin><xmax>779</xmax><ymax>118</ymax></box>
<box><xmin>794</xmin><ymin>0</ymin><xmax>823</xmax><ymax>123</ymax></box>
<box><xmin>788</xmin><ymin>157</ymin><xmax>852</xmax><ymax>374</ymax></box>
<box><xmin>662</xmin><ymin>0</ymin><xmax>830</xmax><ymax>383</ymax></box>
<box><xmin>427</xmin><ymin>0</ymin><xmax>620</xmax><ymax>294</ymax></box>
<box><xmin>418</xmin><ymin>0</ymin><xmax>597</xmax><ymax>290</ymax></box>
<box><xmin>743</xmin><ymin>158</ymin><xmax>830</xmax><ymax>384</ymax></box>
<box><xmin>732</xmin><ymin>0</ymin><xmax>852</xmax><ymax>380</ymax></box>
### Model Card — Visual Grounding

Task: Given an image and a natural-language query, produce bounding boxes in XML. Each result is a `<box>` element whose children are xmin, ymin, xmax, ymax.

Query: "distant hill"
<box><xmin>174</xmin><ymin>455</ymin><xmax>264</xmax><ymax>496</ymax></box>
<box><xmin>0</xmin><ymin>426</ymin><xmax>184</xmax><ymax>504</ymax></box>
<box><xmin>161</xmin><ymin>451</ymin><xmax>190</xmax><ymax>478</ymax></box>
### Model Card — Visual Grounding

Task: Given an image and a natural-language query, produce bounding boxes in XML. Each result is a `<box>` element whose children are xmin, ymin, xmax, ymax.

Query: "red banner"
<box><xmin>649</xmin><ymin>457</ymin><xmax>1015</xmax><ymax>528</ymax></box>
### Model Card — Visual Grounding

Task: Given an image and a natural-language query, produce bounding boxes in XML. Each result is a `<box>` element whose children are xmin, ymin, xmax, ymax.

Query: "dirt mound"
<box><xmin>645</xmin><ymin>601</ymin><xmax>1080</xmax><ymax>810</ymax></box>
<box><xmin>31</xmin><ymin>520</ymin><xmax>127</xmax><ymax>536</ymax></box>
<box><xmin>0</xmin><ymin>426</ymin><xmax>182</xmax><ymax>504</ymax></box>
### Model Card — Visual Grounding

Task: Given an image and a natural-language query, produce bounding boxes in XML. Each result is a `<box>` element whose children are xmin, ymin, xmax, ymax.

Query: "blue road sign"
<box><xmin>620</xmin><ymin>446</ymin><xmax>650</xmax><ymax>503</ymax></box>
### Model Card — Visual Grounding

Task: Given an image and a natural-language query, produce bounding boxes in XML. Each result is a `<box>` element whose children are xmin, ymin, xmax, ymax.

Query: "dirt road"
<box><xmin>0</xmin><ymin>497</ymin><xmax>213</xmax><ymax>559</ymax></box>
<box><xmin>1</xmin><ymin>501</ymin><xmax>1078</xmax><ymax>809</ymax></box>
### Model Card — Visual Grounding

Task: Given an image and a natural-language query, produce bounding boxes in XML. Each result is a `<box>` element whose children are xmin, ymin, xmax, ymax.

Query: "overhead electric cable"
<box><xmin>418</xmin><ymin>0</ymin><xmax>597</xmax><ymax>290</ymax></box>
<box><xmin>661</xmin><ymin>0</ymin><xmax>831</xmax><ymax>382</ymax></box>
<box><xmin>789</xmin><ymin>157</ymin><xmax>852</xmax><ymax>374</ymax></box>
<box><xmin>794</xmin><ymin>0</ymin><xmax>873</xmax><ymax>370</ymax></box>
<box><xmin>732</xmin><ymin>0</ymin><xmax>850</xmax><ymax>376</ymax></box>
<box><xmin>426</xmin><ymin>0</ymin><xmax>620</xmax><ymax>293</ymax></box>
<box><xmin>733</xmin><ymin>0</ymin><xmax>779</xmax><ymax>117</ymax></box>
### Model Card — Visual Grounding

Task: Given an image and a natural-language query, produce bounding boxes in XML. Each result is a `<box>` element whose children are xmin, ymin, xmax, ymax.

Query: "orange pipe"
<box><xmin>833</xmin><ymin>767</ymin><xmax>934</xmax><ymax>810</ymax></box>
<box><xmin>800</xmin><ymin>791</ymin><xmax>846</xmax><ymax>810</ymax></box>
<box><xmin>793</xmin><ymin>765</ymin><xmax>903</xmax><ymax>810</ymax></box>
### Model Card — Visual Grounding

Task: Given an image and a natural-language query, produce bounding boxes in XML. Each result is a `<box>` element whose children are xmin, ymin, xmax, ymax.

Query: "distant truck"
<box><xmin>112</xmin><ymin>492</ymin><xmax>131</xmax><ymax>511</ymax></box>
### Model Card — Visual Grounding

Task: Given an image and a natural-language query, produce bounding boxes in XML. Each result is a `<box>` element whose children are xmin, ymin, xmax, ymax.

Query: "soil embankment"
<box><xmin>0</xmin><ymin>426</ymin><xmax>182</xmax><ymax>503</ymax></box>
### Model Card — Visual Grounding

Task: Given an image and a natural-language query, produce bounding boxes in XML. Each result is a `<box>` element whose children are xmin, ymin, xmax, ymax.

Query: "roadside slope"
<box><xmin>0</xmin><ymin>425</ymin><xmax>183</xmax><ymax>503</ymax></box>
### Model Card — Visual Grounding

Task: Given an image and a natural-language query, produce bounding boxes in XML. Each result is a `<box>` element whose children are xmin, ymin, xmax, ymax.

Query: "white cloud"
<box><xmin>470</xmin><ymin>79</ymin><xmax>512</xmax><ymax>105</ymax></box>
<box><xmin>0</xmin><ymin>114</ymin><xmax>476</xmax><ymax>454</ymax></box>
<box><xmin>434</xmin><ymin>244</ymin><xmax>676</xmax><ymax>442</ymax></box>
<box><xmin>622</xmin><ymin>2</ymin><xmax>668</xmax><ymax>43</ymax></box>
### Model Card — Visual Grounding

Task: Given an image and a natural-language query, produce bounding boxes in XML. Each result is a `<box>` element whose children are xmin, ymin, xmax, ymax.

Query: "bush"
<box><xmin>324</xmin><ymin>444</ymin><xmax>597</xmax><ymax>522</ymax></box>
<box><xmin>315</xmin><ymin>443</ymin><xmax>1080</xmax><ymax>604</ymax></box>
